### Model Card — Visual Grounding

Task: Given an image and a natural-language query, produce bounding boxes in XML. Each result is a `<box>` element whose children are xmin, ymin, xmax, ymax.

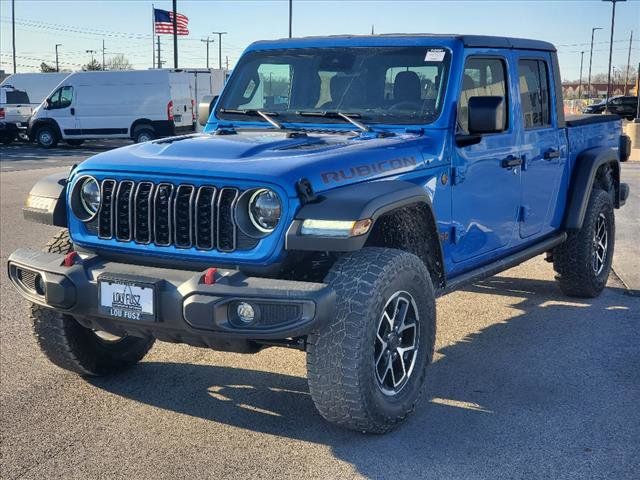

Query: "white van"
<box><xmin>28</xmin><ymin>70</ymin><xmax>194</xmax><ymax>147</ymax></box>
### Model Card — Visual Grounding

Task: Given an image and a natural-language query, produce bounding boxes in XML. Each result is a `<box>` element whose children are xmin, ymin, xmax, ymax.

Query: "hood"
<box><xmin>76</xmin><ymin>130</ymin><xmax>446</xmax><ymax>197</ymax></box>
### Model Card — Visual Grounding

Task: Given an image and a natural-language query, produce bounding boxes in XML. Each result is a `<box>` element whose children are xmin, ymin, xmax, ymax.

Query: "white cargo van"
<box><xmin>28</xmin><ymin>70</ymin><xmax>195</xmax><ymax>147</ymax></box>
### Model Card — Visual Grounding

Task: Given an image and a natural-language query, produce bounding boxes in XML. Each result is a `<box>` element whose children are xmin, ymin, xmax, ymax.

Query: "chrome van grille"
<box><xmin>97</xmin><ymin>180</ymin><xmax>257</xmax><ymax>252</ymax></box>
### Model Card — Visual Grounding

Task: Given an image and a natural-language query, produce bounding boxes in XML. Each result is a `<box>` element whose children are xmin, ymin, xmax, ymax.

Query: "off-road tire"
<box><xmin>306</xmin><ymin>247</ymin><xmax>436</xmax><ymax>433</ymax></box>
<box><xmin>553</xmin><ymin>188</ymin><xmax>615</xmax><ymax>298</ymax></box>
<box><xmin>31</xmin><ymin>229</ymin><xmax>155</xmax><ymax>376</ymax></box>
<box><xmin>35</xmin><ymin>125</ymin><xmax>59</xmax><ymax>148</ymax></box>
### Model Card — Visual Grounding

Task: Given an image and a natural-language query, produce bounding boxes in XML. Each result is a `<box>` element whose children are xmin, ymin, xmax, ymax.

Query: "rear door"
<box><xmin>516</xmin><ymin>55</ymin><xmax>565</xmax><ymax>238</ymax></box>
<box><xmin>452</xmin><ymin>54</ymin><xmax>521</xmax><ymax>264</ymax></box>
<box><xmin>169</xmin><ymin>74</ymin><xmax>193</xmax><ymax>129</ymax></box>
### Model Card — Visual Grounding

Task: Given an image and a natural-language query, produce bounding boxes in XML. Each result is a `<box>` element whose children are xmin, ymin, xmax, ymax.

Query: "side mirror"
<box><xmin>45</xmin><ymin>98</ymin><xmax>52</xmax><ymax>109</ymax></box>
<box><xmin>468</xmin><ymin>96</ymin><xmax>505</xmax><ymax>134</ymax></box>
<box><xmin>198</xmin><ymin>95</ymin><xmax>218</xmax><ymax>126</ymax></box>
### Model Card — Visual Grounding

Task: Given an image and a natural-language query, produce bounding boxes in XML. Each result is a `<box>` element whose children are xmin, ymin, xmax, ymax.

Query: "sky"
<box><xmin>0</xmin><ymin>0</ymin><xmax>638</xmax><ymax>82</ymax></box>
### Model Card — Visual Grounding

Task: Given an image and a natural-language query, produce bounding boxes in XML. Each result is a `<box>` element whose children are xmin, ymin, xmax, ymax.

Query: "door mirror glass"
<box><xmin>467</xmin><ymin>96</ymin><xmax>505</xmax><ymax>134</ymax></box>
<box><xmin>198</xmin><ymin>95</ymin><xmax>218</xmax><ymax>126</ymax></box>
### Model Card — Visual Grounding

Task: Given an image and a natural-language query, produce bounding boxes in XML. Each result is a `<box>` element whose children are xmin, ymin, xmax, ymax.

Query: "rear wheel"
<box><xmin>306</xmin><ymin>248</ymin><xmax>436</xmax><ymax>433</ymax></box>
<box><xmin>31</xmin><ymin>229</ymin><xmax>155</xmax><ymax>376</ymax></box>
<box><xmin>36</xmin><ymin>126</ymin><xmax>58</xmax><ymax>148</ymax></box>
<box><xmin>133</xmin><ymin>125</ymin><xmax>155</xmax><ymax>143</ymax></box>
<box><xmin>553</xmin><ymin>188</ymin><xmax>615</xmax><ymax>298</ymax></box>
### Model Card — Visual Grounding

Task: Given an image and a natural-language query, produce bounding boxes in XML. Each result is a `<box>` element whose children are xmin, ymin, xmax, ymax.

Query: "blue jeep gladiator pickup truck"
<box><xmin>8</xmin><ymin>34</ymin><xmax>631</xmax><ymax>433</ymax></box>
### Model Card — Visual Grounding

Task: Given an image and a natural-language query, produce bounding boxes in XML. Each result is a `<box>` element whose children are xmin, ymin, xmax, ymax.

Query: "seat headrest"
<box><xmin>393</xmin><ymin>71</ymin><xmax>421</xmax><ymax>102</ymax></box>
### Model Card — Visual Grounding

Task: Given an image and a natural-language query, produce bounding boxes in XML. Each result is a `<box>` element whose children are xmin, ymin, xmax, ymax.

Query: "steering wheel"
<box><xmin>388</xmin><ymin>100</ymin><xmax>423</xmax><ymax>111</ymax></box>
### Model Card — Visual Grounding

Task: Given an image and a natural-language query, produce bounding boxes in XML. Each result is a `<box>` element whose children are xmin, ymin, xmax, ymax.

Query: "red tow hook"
<box><xmin>63</xmin><ymin>251</ymin><xmax>79</xmax><ymax>267</ymax></box>
<box><xmin>203</xmin><ymin>267</ymin><xmax>217</xmax><ymax>285</ymax></box>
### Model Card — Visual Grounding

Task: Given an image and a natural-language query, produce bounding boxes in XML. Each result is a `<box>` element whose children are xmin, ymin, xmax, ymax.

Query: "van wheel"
<box><xmin>306</xmin><ymin>248</ymin><xmax>436</xmax><ymax>433</ymax></box>
<box><xmin>553</xmin><ymin>188</ymin><xmax>614</xmax><ymax>298</ymax></box>
<box><xmin>133</xmin><ymin>126</ymin><xmax>155</xmax><ymax>143</ymax></box>
<box><xmin>31</xmin><ymin>229</ymin><xmax>155</xmax><ymax>376</ymax></box>
<box><xmin>66</xmin><ymin>139</ymin><xmax>84</xmax><ymax>146</ymax></box>
<box><xmin>36</xmin><ymin>126</ymin><xmax>58</xmax><ymax>148</ymax></box>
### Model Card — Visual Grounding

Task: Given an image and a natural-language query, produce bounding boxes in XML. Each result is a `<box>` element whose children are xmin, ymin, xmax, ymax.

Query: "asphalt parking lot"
<box><xmin>1</xmin><ymin>143</ymin><xmax>639</xmax><ymax>480</ymax></box>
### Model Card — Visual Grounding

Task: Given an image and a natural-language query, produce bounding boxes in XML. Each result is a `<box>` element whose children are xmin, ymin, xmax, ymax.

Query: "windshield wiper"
<box><xmin>218</xmin><ymin>108</ymin><xmax>283</xmax><ymax>129</ymax></box>
<box><xmin>296</xmin><ymin>111</ymin><xmax>370</xmax><ymax>132</ymax></box>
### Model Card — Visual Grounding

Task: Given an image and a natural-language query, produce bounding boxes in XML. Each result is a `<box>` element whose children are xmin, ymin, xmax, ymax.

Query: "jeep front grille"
<box><xmin>97</xmin><ymin>180</ymin><xmax>257</xmax><ymax>252</ymax></box>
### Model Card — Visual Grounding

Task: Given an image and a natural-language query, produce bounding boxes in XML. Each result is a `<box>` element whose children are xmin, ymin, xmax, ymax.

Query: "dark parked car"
<box><xmin>584</xmin><ymin>96</ymin><xmax>638</xmax><ymax>120</ymax></box>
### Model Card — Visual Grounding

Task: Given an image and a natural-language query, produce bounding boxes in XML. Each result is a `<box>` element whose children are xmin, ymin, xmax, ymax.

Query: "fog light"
<box><xmin>236</xmin><ymin>302</ymin><xmax>255</xmax><ymax>324</ymax></box>
<box><xmin>34</xmin><ymin>274</ymin><xmax>46</xmax><ymax>295</ymax></box>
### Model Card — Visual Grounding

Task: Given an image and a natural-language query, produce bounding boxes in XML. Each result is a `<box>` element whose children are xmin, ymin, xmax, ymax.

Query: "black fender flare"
<box><xmin>22</xmin><ymin>171</ymin><xmax>70</xmax><ymax>227</ymax></box>
<box><xmin>29</xmin><ymin>118</ymin><xmax>62</xmax><ymax>141</ymax></box>
<box><xmin>286</xmin><ymin>180</ymin><xmax>442</xmax><ymax>258</ymax></box>
<box><xmin>563</xmin><ymin>147</ymin><xmax>620</xmax><ymax>231</ymax></box>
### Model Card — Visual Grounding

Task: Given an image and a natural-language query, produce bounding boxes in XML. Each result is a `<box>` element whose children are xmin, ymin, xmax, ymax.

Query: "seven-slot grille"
<box><xmin>97</xmin><ymin>179</ymin><xmax>255</xmax><ymax>252</ymax></box>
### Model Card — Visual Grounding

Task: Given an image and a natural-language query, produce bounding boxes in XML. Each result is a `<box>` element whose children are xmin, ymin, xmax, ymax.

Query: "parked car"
<box><xmin>583</xmin><ymin>95</ymin><xmax>638</xmax><ymax>120</ymax></box>
<box><xmin>0</xmin><ymin>85</ymin><xmax>33</xmax><ymax>144</ymax></box>
<box><xmin>28</xmin><ymin>70</ymin><xmax>195</xmax><ymax>148</ymax></box>
<box><xmin>9</xmin><ymin>34</ymin><xmax>631</xmax><ymax>433</ymax></box>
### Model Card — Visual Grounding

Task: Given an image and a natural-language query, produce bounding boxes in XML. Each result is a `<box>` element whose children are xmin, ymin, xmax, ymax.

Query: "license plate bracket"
<box><xmin>98</xmin><ymin>273</ymin><xmax>159</xmax><ymax>322</ymax></box>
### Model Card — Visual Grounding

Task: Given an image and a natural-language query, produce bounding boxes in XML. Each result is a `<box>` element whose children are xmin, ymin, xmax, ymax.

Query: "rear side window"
<box><xmin>518</xmin><ymin>59</ymin><xmax>551</xmax><ymax>129</ymax></box>
<box><xmin>5</xmin><ymin>90</ymin><xmax>30</xmax><ymax>104</ymax></box>
<box><xmin>458</xmin><ymin>57</ymin><xmax>508</xmax><ymax>133</ymax></box>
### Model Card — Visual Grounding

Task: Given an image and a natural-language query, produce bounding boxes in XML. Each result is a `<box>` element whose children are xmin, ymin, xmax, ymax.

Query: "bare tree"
<box><xmin>106</xmin><ymin>54</ymin><xmax>132</xmax><ymax>71</ymax></box>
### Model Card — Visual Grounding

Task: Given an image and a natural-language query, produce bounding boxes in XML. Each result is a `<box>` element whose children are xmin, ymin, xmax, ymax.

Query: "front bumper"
<box><xmin>7</xmin><ymin>249</ymin><xmax>334</xmax><ymax>352</ymax></box>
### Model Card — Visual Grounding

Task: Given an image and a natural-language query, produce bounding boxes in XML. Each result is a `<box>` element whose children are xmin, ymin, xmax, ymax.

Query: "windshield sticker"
<box><xmin>425</xmin><ymin>49</ymin><xmax>446</xmax><ymax>62</ymax></box>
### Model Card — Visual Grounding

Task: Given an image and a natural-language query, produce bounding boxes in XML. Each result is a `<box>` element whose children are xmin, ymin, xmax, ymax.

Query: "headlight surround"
<box><xmin>71</xmin><ymin>175</ymin><xmax>101</xmax><ymax>221</ymax></box>
<box><xmin>248</xmin><ymin>188</ymin><xmax>282</xmax><ymax>233</ymax></box>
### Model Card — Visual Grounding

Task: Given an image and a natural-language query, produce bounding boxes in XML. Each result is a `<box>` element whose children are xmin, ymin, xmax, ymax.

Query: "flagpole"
<box><xmin>152</xmin><ymin>3</ymin><xmax>155</xmax><ymax>68</ymax></box>
<box><xmin>172</xmin><ymin>0</ymin><xmax>178</xmax><ymax>68</ymax></box>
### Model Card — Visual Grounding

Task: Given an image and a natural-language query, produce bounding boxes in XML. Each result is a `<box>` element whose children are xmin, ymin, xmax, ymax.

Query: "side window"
<box><xmin>457</xmin><ymin>57</ymin><xmax>508</xmax><ymax>133</ymax></box>
<box><xmin>518</xmin><ymin>59</ymin><xmax>550</xmax><ymax>129</ymax></box>
<box><xmin>48</xmin><ymin>86</ymin><xmax>73</xmax><ymax>109</ymax></box>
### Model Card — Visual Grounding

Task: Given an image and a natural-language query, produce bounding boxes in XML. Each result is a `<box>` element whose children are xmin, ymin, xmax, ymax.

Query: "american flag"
<box><xmin>154</xmin><ymin>8</ymin><xmax>189</xmax><ymax>35</ymax></box>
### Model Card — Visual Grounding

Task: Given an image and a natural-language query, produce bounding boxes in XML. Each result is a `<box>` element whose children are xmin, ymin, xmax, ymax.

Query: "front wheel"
<box><xmin>553</xmin><ymin>188</ymin><xmax>615</xmax><ymax>298</ymax></box>
<box><xmin>306</xmin><ymin>248</ymin><xmax>436</xmax><ymax>433</ymax></box>
<box><xmin>133</xmin><ymin>126</ymin><xmax>155</xmax><ymax>143</ymax></box>
<box><xmin>36</xmin><ymin>126</ymin><xmax>58</xmax><ymax>148</ymax></box>
<box><xmin>31</xmin><ymin>229</ymin><xmax>155</xmax><ymax>376</ymax></box>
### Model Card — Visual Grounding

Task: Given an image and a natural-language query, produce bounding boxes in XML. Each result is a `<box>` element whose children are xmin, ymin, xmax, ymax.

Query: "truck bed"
<box><xmin>565</xmin><ymin>114</ymin><xmax>621</xmax><ymax>169</ymax></box>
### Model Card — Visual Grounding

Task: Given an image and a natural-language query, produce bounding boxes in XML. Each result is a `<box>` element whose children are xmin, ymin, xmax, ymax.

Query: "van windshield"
<box><xmin>217</xmin><ymin>46</ymin><xmax>451</xmax><ymax>126</ymax></box>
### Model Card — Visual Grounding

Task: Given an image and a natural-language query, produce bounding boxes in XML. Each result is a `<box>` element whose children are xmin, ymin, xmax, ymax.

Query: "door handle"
<box><xmin>70</xmin><ymin>107</ymin><xmax>75</xmax><ymax>115</ymax></box>
<box><xmin>543</xmin><ymin>148</ymin><xmax>560</xmax><ymax>160</ymax></box>
<box><xmin>501</xmin><ymin>155</ymin><xmax>523</xmax><ymax>168</ymax></box>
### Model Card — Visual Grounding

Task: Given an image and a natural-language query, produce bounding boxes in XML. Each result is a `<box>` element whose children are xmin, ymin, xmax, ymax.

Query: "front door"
<box><xmin>46</xmin><ymin>86</ymin><xmax>77</xmax><ymax>138</ymax></box>
<box><xmin>452</xmin><ymin>55</ymin><xmax>521</xmax><ymax>264</ymax></box>
<box><xmin>516</xmin><ymin>56</ymin><xmax>564</xmax><ymax>238</ymax></box>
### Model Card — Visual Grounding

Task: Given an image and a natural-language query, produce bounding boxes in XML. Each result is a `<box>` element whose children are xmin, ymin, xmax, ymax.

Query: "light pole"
<box><xmin>212</xmin><ymin>31</ymin><xmax>227</xmax><ymax>70</ymax></box>
<box><xmin>289</xmin><ymin>0</ymin><xmax>293</xmax><ymax>38</ymax></box>
<box><xmin>11</xmin><ymin>0</ymin><xmax>16</xmax><ymax>73</ymax></box>
<box><xmin>587</xmin><ymin>27</ymin><xmax>602</xmax><ymax>99</ymax></box>
<box><xmin>86</xmin><ymin>49</ymin><xmax>96</xmax><ymax>64</ymax></box>
<box><xmin>55</xmin><ymin>44</ymin><xmax>62</xmax><ymax>72</ymax></box>
<box><xmin>602</xmin><ymin>0</ymin><xmax>626</xmax><ymax>106</ymax></box>
<box><xmin>578</xmin><ymin>51</ymin><xmax>584</xmax><ymax>99</ymax></box>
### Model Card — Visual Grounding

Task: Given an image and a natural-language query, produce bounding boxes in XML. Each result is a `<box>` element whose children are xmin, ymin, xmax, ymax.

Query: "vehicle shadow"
<box><xmin>90</xmin><ymin>276</ymin><xmax>639</xmax><ymax>479</ymax></box>
<box><xmin>0</xmin><ymin>140</ymin><xmax>128</xmax><ymax>162</ymax></box>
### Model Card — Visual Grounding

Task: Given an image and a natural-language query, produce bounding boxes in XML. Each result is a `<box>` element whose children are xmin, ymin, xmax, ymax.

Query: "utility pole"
<box><xmin>201</xmin><ymin>37</ymin><xmax>214</xmax><ymax>69</ymax></box>
<box><xmin>603</xmin><ymin>0</ymin><xmax>626</xmax><ymax>106</ymax></box>
<box><xmin>624</xmin><ymin>30</ymin><xmax>633</xmax><ymax>95</ymax></box>
<box><xmin>11</xmin><ymin>0</ymin><xmax>16</xmax><ymax>73</ymax></box>
<box><xmin>578</xmin><ymin>51</ymin><xmax>585</xmax><ymax>99</ymax></box>
<box><xmin>172</xmin><ymin>0</ymin><xmax>178</xmax><ymax>68</ymax></box>
<box><xmin>102</xmin><ymin>39</ymin><xmax>106</xmax><ymax>70</ymax></box>
<box><xmin>225</xmin><ymin>56</ymin><xmax>229</xmax><ymax>71</ymax></box>
<box><xmin>288</xmin><ymin>0</ymin><xmax>293</xmax><ymax>38</ymax></box>
<box><xmin>212</xmin><ymin>31</ymin><xmax>227</xmax><ymax>70</ymax></box>
<box><xmin>588</xmin><ymin>27</ymin><xmax>602</xmax><ymax>99</ymax></box>
<box><xmin>55</xmin><ymin>44</ymin><xmax>62</xmax><ymax>72</ymax></box>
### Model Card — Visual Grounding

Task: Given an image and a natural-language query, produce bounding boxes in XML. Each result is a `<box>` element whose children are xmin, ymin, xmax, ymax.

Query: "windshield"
<box><xmin>217</xmin><ymin>46</ymin><xmax>451</xmax><ymax>125</ymax></box>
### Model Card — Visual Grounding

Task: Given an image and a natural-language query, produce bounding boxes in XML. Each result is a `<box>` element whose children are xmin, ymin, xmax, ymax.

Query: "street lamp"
<box><xmin>602</xmin><ymin>0</ymin><xmax>626</xmax><ymax>105</ymax></box>
<box><xmin>55</xmin><ymin>44</ymin><xmax>62</xmax><ymax>72</ymax></box>
<box><xmin>587</xmin><ymin>27</ymin><xmax>602</xmax><ymax>100</ymax></box>
<box><xmin>211</xmin><ymin>31</ymin><xmax>227</xmax><ymax>70</ymax></box>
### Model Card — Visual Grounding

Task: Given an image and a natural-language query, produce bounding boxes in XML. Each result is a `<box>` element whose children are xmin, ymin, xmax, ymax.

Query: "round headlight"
<box><xmin>79</xmin><ymin>177</ymin><xmax>101</xmax><ymax>218</ymax></box>
<box><xmin>248</xmin><ymin>189</ymin><xmax>281</xmax><ymax>233</ymax></box>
